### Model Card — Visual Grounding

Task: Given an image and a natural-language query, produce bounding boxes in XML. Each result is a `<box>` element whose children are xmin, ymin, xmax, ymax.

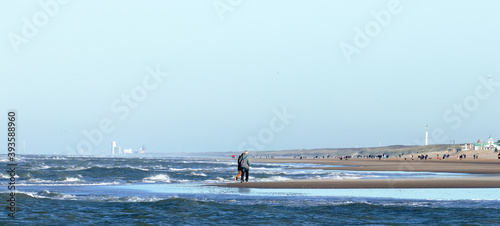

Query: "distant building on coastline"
<box><xmin>111</xmin><ymin>141</ymin><xmax>120</xmax><ymax>155</ymax></box>
<box><xmin>123</xmin><ymin>148</ymin><xmax>133</xmax><ymax>154</ymax></box>
<box><xmin>473</xmin><ymin>136</ymin><xmax>500</xmax><ymax>151</ymax></box>
<box><xmin>111</xmin><ymin>141</ymin><xmax>146</xmax><ymax>155</ymax></box>
<box><xmin>462</xmin><ymin>143</ymin><xmax>472</xmax><ymax>151</ymax></box>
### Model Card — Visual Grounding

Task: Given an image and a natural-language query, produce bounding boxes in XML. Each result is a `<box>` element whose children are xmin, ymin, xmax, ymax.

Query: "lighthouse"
<box><xmin>425</xmin><ymin>123</ymin><xmax>429</xmax><ymax>146</ymax></box>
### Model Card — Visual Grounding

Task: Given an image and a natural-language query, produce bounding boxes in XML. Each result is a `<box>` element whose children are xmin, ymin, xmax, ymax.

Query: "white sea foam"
<box><xmin>323</xmin><ymin>172</ymin><xmax>362</xmax><ymax>180</ymax></box>
<box><xmin>17</xmin><ymin>190</ymin><xmax>166</xmax><ymax>202</ymax></box>
<box><xmin>31</xmin><ymin>165</ymin><xmax>52</xmax><ymax>170</ymax></box>
<box><xmin>174</xmin><ymin>179</ymin><xmax>193</xmax><ymax>183</ymax></box>
<box><xmin>25</xmin><ymin>176</ymin><xmax>85</xmax><ymax>184</ymax></box>
<box><xmin>168</xmin><ymin>167</ymin><xmax>205</xmax><ymax>172</ymax></box>
<box><xmin>98</xmin><ymin>165</ymin><xmax>151</xmax><ymax>171</ymax></box>
<box><xmin>64</xmin><ymin>166</ymin><xmax>91</xmax><ymax>171</ymax></box>
<box><xmin>329</xmin><ymin>175</ymin><xmax>362</xmax><ymax>180</ymax></box>
<box><xmin>27</xmin><ymin>178</ymin><xmax>54</xmax><ymax>183</ymax></box>
<box><xmin>190</xmin><ymin>172</ymin><xmax>207</xmax><ymax>177</ymax></box>
<box><xmin>19</xmin><ymin>181</ymin><xmax>122</xmax><ymax>186</ymax></box>
<box><xmin>62</xmin><ymin>177</ymin><xmax>83</xmax><ymax>182</ymax></box>
<box><xmin>24</xmin><ymin>190</ymin><xmax>77</xmax><ymax>200</ymax></box>
<box><xmin>43</xmin><ymin>156</ymin><xmax>68</xmax><ymax>160</ymax></box>
<box><xmin>251</xmin><ymin>167</ymin><xmax>282</xmax><ymax>171</ymax></box>
<box><xmin>152</xmin><ymin>165</ymin><xmax>169</xmax><ymax>170</ymax></box>
<box><xmin>105</xmin><ymin>196</ymin><xmax>163</xmax><ymax>203</ymax></box>
<box><xmin>0</xmin><ymin>173</ymin><xmax>18</xmax><ymax>179</ymax></box>
<box><xmin>143</xmin><ymin>174</ymin><xmax>171</xmax><ymax>183</ymax></box>
<box><xmin>176</xmin><ymin>160</ymin><xmax>211</xmax><ymax>164</ymax></box>
<box><xmin>255</xmin><ymin>176</ymin><xmax>292</xmax><ymax>182</ymax></box>
<box><xmin>124</xmin><ymin>165</ymin><xmax>150</xmax><ymax>171</ymax></box>
<box><xmin>203</xmin><ymin>177</ymin><xmax>227</xmax><ymax>183</ymax></box>
<box><xmin>273</xmin><ymin>170</ymin><xmax>327</xmax><ymax>176</ymax></box>
<box><xmin>168</xmin><ymin>167</ymin><xmax>188</xmax><ymax>171</ymax></box>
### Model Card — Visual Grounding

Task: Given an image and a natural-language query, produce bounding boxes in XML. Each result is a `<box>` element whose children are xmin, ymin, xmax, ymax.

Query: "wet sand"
<box><xmin>218</xmin><ymin>177</ymin><xmax>500</xmax><ymax>189</ymax></box>
<box><xmin>254</xmin><ymin>158</ymin><xmax>500</xmax><ymax>174</ymax></box>
<box><xmin>216</xmin><ymin>158</ymin><xmax>500</xmax><ymax>189</ymax></box>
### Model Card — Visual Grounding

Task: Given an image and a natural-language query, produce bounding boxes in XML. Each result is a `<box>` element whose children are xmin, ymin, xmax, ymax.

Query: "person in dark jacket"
<box><xmin>240</xmin><ymin>150</ymin><xmax>251</xmax><ymax>183</ymax></box>
<box><xmin>234</xmin><ymin>152</ymin><xmax>244</xmax><ymax>182</ymax></box>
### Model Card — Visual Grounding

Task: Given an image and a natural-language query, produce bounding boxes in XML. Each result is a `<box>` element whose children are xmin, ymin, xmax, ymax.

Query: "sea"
<box><xmin>1</xmin><ymin>155</ymin><xmax>500</xmax><ymax>225</ymax></box>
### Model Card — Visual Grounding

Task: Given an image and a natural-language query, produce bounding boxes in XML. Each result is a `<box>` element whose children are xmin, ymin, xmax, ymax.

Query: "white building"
<box><xmin>111</xmin><ymin>141</ymin><xmax>145</xmax><ymax>155</ymax></box>
<box><xmin>123</xmin><ymin>148</ymin><xmax>133</xmax><ymax>154</ymax></box>
<box><xmin>474</xmin><ymin>136</ymin><xmax>500</xmax><ymax>151</ymax></box>
<box><xmin>112</xmin><ymin>141</ymin><xmax>116</xmax><ymax>155</ymax></box>
<box><xmin>462</xmin><ymin>143</ymin><xmax>473</xmax><ymax>151</ymax></box>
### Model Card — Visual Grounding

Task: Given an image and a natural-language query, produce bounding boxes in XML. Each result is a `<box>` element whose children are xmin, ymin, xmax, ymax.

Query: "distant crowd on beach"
<box><xmin>244</xmin><ymin>147</ymin><xmax>499</xmax><ymax>161</ymax></box>
<box><xmin>403</xmin><ymin>153</ymin><xmax>482</xmax><ymax>160</ymax></box>
<box><xmin>295</xmin><ymin>155</ymin><xmax>354</xmax><ymax>160</ymax></box>
<box><xmin>263</xmin><ymin>151</ymin><xmax>492</xmax><ymax>161</ymax></box>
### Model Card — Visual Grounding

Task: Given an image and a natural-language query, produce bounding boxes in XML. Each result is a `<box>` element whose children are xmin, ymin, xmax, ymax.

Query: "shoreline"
<box><xmin>253</xmin><ymin>158</ymin><xmax>500</xmax><ymax>174</ymax></box>
<box><xmin>215</xmin><ymin>158</ymin><xmax>500</xmax><ymax>189</ymax></box>
<box><xmin>216</xmin><ymin>177</ymin><xmax>500</xmax><ymax>189</ymax></box>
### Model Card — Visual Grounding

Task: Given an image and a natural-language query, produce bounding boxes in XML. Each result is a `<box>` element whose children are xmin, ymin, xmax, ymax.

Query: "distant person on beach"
<box><xmin>234</xmin><ymin>152</ymin><xmax>244</xmax><ymax>182</ymax></box>
<box><xmin>240</xmin><ymin>150</ymin><xmax>251</xmax><ymax>183</ymax></box>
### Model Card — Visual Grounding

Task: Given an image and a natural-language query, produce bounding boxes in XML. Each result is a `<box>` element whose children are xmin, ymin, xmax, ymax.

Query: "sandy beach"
<box><xmin>217</xmin><ymin>157</ymin><xmax>500</xmax><ymax>189</ymax></box>
<box><xmin>254</xmin><ymin>158</ymin><xmax>500</xmax><ymax>174</ymax></box>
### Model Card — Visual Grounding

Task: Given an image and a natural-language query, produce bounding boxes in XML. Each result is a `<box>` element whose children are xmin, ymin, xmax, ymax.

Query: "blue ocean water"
<box><xmin>1</xmin><ymin>155</ymin><xmax>499</xmax><ymax>225</ymax></box>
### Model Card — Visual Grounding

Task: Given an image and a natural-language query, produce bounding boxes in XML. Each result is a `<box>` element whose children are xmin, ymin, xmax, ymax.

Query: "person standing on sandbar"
<box><xmin>234</xmin><ymin>152</ymin><xmax>244</xmax><ymax>182</ymax></box>
<box><xmin>240</xmin><ymin>150</ymin><xmax>251</xmax><ymax>183</ymax></box>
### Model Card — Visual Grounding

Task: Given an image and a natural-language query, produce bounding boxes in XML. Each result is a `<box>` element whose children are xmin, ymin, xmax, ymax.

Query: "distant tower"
<box><xmin>112</xmin><ymin>141</ymin><xmax>116</xmax><ymax>155</ymax></box>
<box><xmin>425</xmin><ymin>123</ymin><xmax>429</xmax><ymax>146</ymax></box>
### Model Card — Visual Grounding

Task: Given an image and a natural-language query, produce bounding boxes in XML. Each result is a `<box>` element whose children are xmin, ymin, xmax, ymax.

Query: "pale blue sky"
<box><xmin>1</xmin><ymin>0</ymin><xmax>499</xmax><ymax>155</ymax></box>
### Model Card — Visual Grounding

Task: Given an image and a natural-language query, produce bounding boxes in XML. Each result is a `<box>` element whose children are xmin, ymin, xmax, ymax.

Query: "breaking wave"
<box><xmin>143</xmin><ymin>174</ymin><xmax>171</xmax><ymax>183</ymax></box>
